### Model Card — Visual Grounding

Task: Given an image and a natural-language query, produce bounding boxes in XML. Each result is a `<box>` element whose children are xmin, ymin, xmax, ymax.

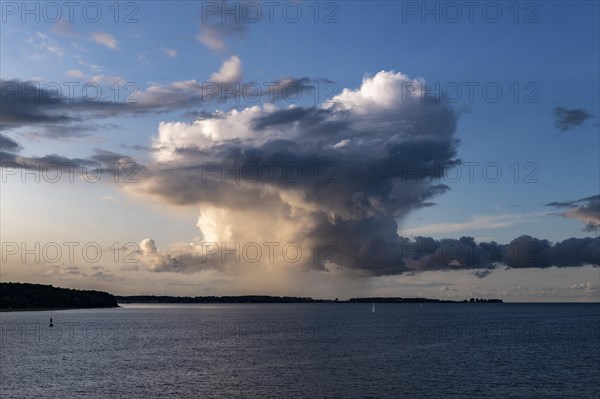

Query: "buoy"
<box><xmin>49</xmin><ymin>318</ymin><xmax>54</xmax><ymax>327</ymax></box>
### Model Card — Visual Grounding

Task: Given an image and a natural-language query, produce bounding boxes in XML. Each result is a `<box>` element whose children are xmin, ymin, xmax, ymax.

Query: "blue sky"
<box><xmin>1</xmin><ymin>1</ymin><xmax>599</xmax><ymax>301</ymax></box>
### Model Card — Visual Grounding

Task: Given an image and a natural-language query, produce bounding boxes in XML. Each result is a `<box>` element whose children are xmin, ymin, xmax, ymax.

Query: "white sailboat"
<box><xmin>371</xmin><ymin>302</ymin><xmax>375</xmax><ymax>314</ymax></box>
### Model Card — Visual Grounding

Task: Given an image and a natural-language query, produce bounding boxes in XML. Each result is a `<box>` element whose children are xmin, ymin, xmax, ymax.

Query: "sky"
<box><xmin>0</xmin><ymin>0</ymin><xmax>599</xmax><ymax>301</ymax></box>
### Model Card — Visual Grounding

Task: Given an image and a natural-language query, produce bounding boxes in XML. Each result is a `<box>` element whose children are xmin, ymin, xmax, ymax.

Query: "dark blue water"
<box><xmin>1</xmin><ymin>303</ymin><xmax>599</xmax><ymax>398</ymax></box>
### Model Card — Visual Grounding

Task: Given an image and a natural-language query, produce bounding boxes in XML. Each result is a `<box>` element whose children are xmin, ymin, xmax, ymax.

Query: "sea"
<box><xmin>1</xmin><ymin>303</ymin><xmax>599</xmax><ymax>398</ymax></box>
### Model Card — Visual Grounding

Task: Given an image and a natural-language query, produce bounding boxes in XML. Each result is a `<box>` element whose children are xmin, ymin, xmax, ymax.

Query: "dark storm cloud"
<box><xmin>0</xmin><ymin>79</ymin><xmax>131</xmax><ymax>137</ymax></box>
<box><xmin>0</xmin><ymin>135</ymin><xmax>143</xmax><ymax>178</ymax></box>
<box><xmin>138</xmin><ymin>232</ymin><xmax>600</xmax><ymax>275</ymax></box>
<box><xmin>472</xmin><ymin>269</ymin><xmax>493</xmax><ymax>278</ymax></box>
<box><xmin>137</xmin><ymin>71</ymin><xmax>595</xmax><ymax>276</ymax></box>
<box><xmin>0</xmin><ymin>78</ymin><xmax>216</xmax><ymax>133</ymax></box>
<box><xmin>135</xmin><ymin>71</ymin><xmax>468</xmax><ymax>274</ymax></box>
<box><xmin>0</xmin><ymin>80</ymin><xmax>79</xmax><ymax>131</ymax></box>
<box><xmin>553</xmin><ymin>107</ymin><xmax>591</xmax><ymax>131</ymax></box>
<box><xmin>3</xmin><ymin>140</ymin><xmax>596</xmax><ymax>277</ymax></box>
<box><xmin>260</xmin><ymin>77</ymin><xmax>335</xmax><ymax>104</ymax></box>
<box><xmin>144</xmin><ymin>110</ymin><xmax>459</xmax><ymax>218</ymax></box>
<box><xmin>140</xmin><ymin>138</ymin><xmax>599</xmax><ymax>275</ymax></box>
<box><xmin>503</xmin><ymin>235</ymin><xmax>599</xmax><ymax>269</ymax></box>
<box><xmin>5</xmin><ymin>70</ymin><xmax>596</xmax><ymax>277</ymax></box>
<box><xmin>252</xmin><ymin>106</ymin><xmax>337</xmax><ymax>131</ymax></box>
<box><xmin>0</xmin><ymin>75</ymin><xmax>329</xmax><ymax>137</ymax></box>
<box><xmin>183</xmin><ymin>110</ymin><xmax>223</xmax><ymax>120</ymax></box>
<box><xmin>354</xmin><ymin>235</ymin><xmax>598</xmax><ymax>276</ymax></box>
<box><xmin>547</xmin><ymin>195</ymin><xmax>600</xmax><ymax>232</ymax></box>
<box><xmin>546</xmin><ymin>194</ymin><xmax>599</xmax><ymax>209</ymax></box>
<box><xmin>0</xmin><ymin>134</ymin><xmax>22</xmax><ymax>153</ymax></box>
<box><xmin>406</xmin><ymin>236</ymin><xmax>504</xmax><ymax>271</ymax></box>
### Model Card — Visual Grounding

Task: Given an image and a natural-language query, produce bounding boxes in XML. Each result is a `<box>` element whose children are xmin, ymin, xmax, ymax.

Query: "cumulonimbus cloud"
<box><xmin>125</xmin><ymin>70</ymin><xmax>457</xmax><ymax>274</ymax></box>
<box><xmin>3</xmin><ymin>70</ymin><xmax>598</xmax><ymax>277</ymax></box>
<box><xmin>127</xmin><ymin>70</ymin><xmax>599</xmax><ymax>275</ymax></box>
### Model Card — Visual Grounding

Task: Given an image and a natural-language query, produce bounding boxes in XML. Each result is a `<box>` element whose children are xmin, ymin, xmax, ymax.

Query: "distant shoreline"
<box><xmin>0</xmin><ymin>282</ymin><xmax>119</xmax><ymax>311</ymax></box>
<box><xmin>0</xmin><ymin>305</ymin><xmax>121</xmax><ymax>313</ymax></box>
<box><xmin>3</xmin><ymin>302</ymin><xmax>597</xmax><ymax>311</ymax></box>
<box><xmin>5</xmin><ymin>283</ymin><xmax>597</xmax><ymax>308</ymax></box>
<box><xmin>0</xmin><ymin>282</ymin><xmax>516</xmax><ymax>310</ymax></box>
<box><xmin>115</xmin><ymin>295</ymin><xmax>503</xmax><ymax>304</ymax></box>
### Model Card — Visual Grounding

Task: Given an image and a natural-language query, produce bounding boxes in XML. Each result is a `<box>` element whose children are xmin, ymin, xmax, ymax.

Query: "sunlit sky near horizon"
<box><xmin>0</xmin><ymin>1</ymin><xmax>599</xmax><ymax>301</ymax></box>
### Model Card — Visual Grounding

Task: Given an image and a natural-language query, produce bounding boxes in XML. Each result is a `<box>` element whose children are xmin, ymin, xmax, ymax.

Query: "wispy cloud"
<box><xmin>26</xmin><ymin>32</ymin><xmax>65</xmax><ymax>58</ymax></box>
<box><xmin>52</xmin><ymin>18</ymin><xmax>78</xmax><ymax>38</ymax></box>
<box><xmin>75</xmin><ymin>55</ymin><xmax>104</xmax><ymax>72</ymax></box>
<box><xmin>197</xmin><ymin>2</ymin><xmax>252</xmax><ymax>51</ymax></box>
<box><xmin>399</xmin><ymin>213</ymin><xmax>544</xmax><ymax>236</ymax></box>
<box><xmin>161</xmin><ymin>47</ymin><xmax>177</xmax><ymax>58</ymax></box>
<box><xmin>91</xmin><ymin>32</ymin><xmax>118</xmax><ymax>50</ymax></box>
<box><xmin>66</xmin><ymin>69</ymin><xmax>87</xmax><ymax>79</ymax></box>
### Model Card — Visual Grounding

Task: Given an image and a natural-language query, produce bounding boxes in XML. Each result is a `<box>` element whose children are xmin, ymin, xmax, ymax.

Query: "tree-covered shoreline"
<box><xmin>0</xmin><ymin>282</ymin><xmax>503</xmax><ymax>309</ymax></box>
<box><xmin>116</xmin><ymin>295</ymin><xmax>502</xmax><ymax>304</ymax></box>
<box><xmin>0</xmin><ymin>283</ymin><xmax>119</xmax><ymax>310</ymax></box>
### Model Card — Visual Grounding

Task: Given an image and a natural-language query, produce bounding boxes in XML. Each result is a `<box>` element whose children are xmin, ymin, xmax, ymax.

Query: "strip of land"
<box><xmin>115</xmin><ymin>295</ymin><xmax>502</xmax><ymax>304</ymax></box>
<box><xmin>0</xmin><ymin>282</ymin><xmax>118</xmax><ymax>311</ymax></box>
<box><xmin>0</xmin><ymin>282</ymin><xmax>502</xmax><ymax>311</ymax></box>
